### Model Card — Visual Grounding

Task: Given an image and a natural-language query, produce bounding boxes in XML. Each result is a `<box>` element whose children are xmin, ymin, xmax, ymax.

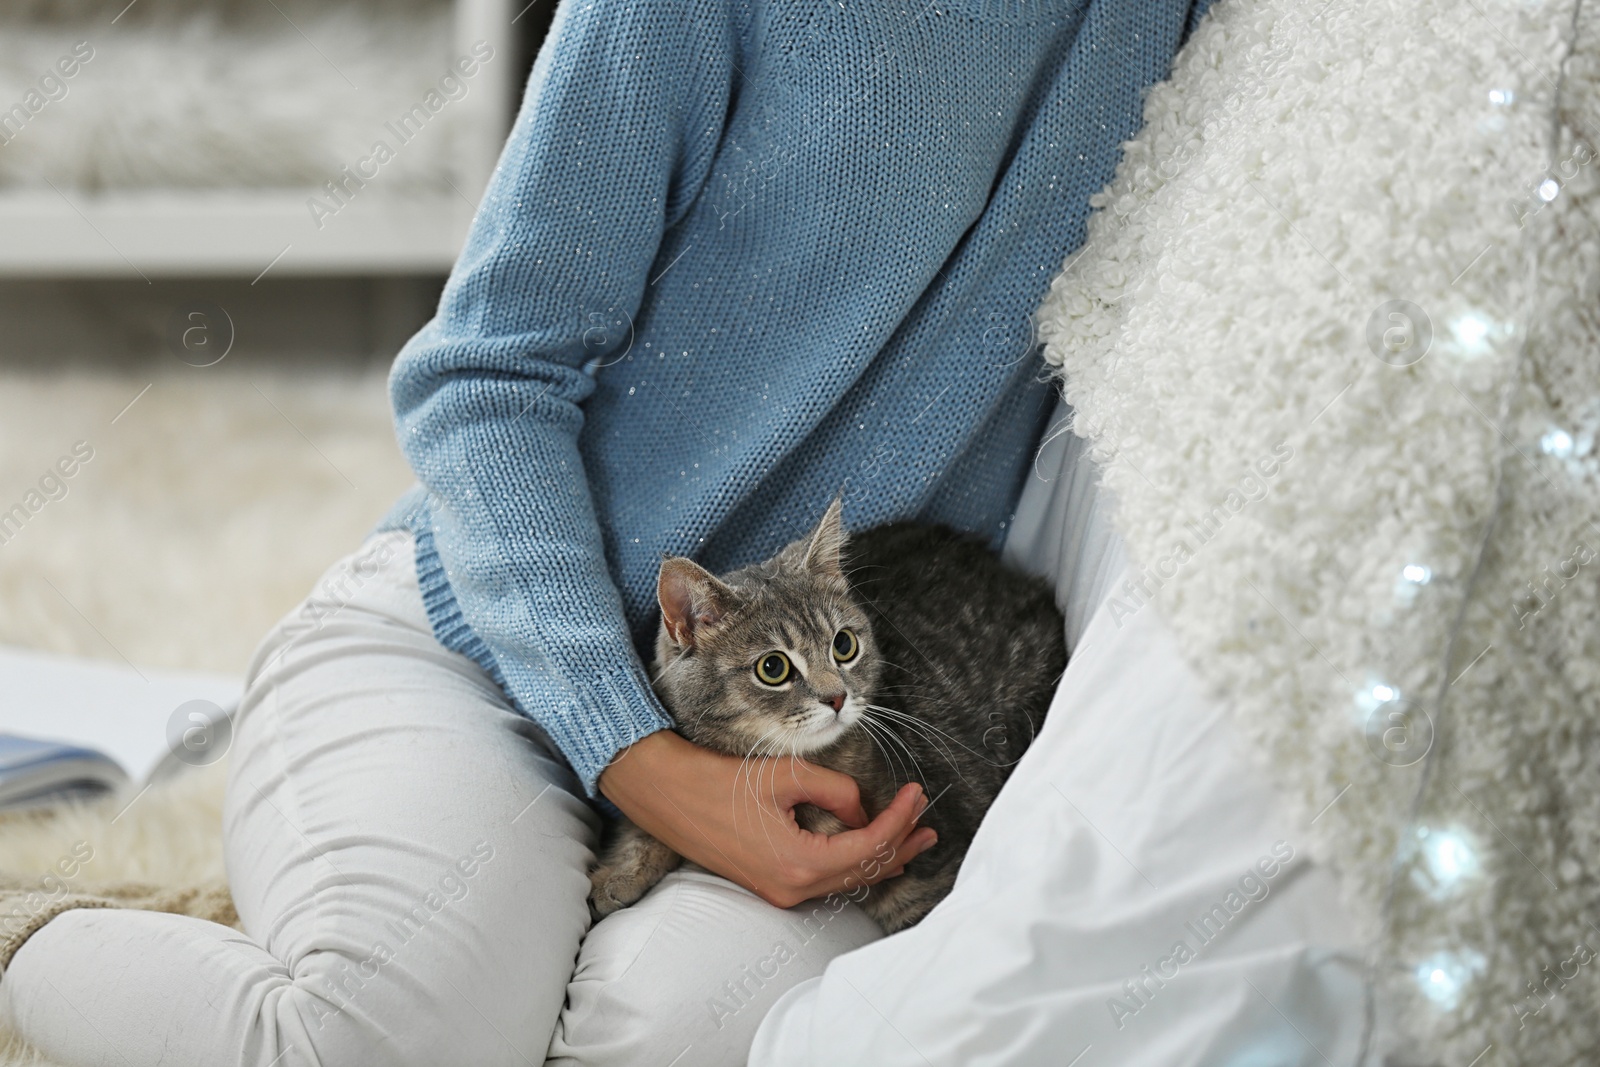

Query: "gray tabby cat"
<box><xmin>589</xmin><ymin>499</ymin><xmax>1066</xmax><ymax>931</ymax></box>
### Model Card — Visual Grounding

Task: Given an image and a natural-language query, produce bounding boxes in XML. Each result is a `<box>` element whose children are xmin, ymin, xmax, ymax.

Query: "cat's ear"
<box><xmin>802</xmin><ymin>497</ymin><xmax>848</xmax><ymax>577</ymax></box>
<box><xmin>658</xmin><ymin>557</ymin><xmax>735</xmax><ymax>649</ymax></box>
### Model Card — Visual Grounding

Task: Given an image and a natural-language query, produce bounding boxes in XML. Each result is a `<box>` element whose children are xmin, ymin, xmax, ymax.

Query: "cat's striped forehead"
<box><xmin>712</xmin><ymin>571</ymin><xmax>864</xmax><ymax>658</ymax></box>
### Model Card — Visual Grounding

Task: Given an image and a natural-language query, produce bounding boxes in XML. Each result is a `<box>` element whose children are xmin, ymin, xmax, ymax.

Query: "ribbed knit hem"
<box><xmin>408</xmin><ymin>509</ymin><xmax>673</xmax><ymax>801</ymax></box>
<box><xmin>558</xmin><ymin>657</ymin><xmax>676</xmax><ymax>799</ymax></box>
<box><xmin>411</xmin><ymin>519</ymin><xmax>510</xmax><ymax>695</ymax></box>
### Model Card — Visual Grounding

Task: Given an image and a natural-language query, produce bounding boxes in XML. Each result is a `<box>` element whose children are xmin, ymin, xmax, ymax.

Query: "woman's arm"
<box><xmin>391</xmin><ymin>0</ymin><xmax>737</xmax><ymax>794</ymax></box>
<box><xmin>392</xmin><ymin>0</ymin><xmax>935</xmax><ymax>902</ymax></box>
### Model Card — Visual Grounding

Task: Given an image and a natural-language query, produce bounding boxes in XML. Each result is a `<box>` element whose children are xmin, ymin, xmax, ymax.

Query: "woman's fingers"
<box><xmin>801</xmin><ymin>825</ymin><xmax>937</xmax><ymax>904</ymax></box>
<box><xmin>602</xmin><ymin>734</ymin><xmax>936</xmax><ymax>909</ymax></box>
<box><xmin>780</xmin><ymin>759</ymin><xmax>869</xmax><ymax>829</ymax></box>
<box><xmin>817</xmin><ymin>782</ymin><xmax>936</xmax><ymax>877</ymax></box>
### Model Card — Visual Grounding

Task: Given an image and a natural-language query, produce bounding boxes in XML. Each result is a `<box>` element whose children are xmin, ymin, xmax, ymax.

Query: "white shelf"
<box><xmin>0</xmin><ymin>189</ymin><xmax>479</xmax><ymax>278</ymax></box>
<box><xmin>1</xmin><ymin>0</ymin><xmax>514</xmax><ymax>278</ymax></box>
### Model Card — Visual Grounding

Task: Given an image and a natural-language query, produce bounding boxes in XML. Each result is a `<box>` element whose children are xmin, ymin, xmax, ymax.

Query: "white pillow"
<box><xmin>1001</xmin><ymin>399</ymin><xmax>1128</xmax><ymax>653</ymax></box>
<box><xmin>750</xmin><ymin>402</ymin><xmax>1380</xmax><ymax>1066</ymax></box>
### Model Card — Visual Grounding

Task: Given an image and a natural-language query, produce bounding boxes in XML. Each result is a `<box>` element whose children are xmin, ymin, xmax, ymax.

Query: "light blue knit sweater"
<box><xmin>385</xmin><ymin>0</ymin><xmax>1206</xmax><ymax>797</ymax></box>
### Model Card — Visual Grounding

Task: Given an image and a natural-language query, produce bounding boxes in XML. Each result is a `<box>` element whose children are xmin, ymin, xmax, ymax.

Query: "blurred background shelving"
<box><xmin>0</xmin><ymin>0</ymin><xmax>545</xmax><ymax>277</ymax></box>
<box><xmin>0</xmin><ymin>0</ymin><xmax>555</xmax><ymax>678</ymax></box>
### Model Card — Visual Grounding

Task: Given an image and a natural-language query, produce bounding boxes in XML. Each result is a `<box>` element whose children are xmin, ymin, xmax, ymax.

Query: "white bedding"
<box><xmin>749</xmin><ymin>403</ymin><xmax>1375</xmax><ymax>1065</ymax></box>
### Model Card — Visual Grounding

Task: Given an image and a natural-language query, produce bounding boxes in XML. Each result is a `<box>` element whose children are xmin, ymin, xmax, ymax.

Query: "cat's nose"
<box><xmin>821</xmin><ymin>693</ymin><xmax>846</xmax><ymax>713</ymax></box>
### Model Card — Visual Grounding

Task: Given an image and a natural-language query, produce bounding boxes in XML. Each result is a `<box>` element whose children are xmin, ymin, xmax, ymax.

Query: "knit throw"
<box><xmin>1035</xmin><ymin>0</ymin><xmax>1600</xmax><ymax>1061</ymax></box>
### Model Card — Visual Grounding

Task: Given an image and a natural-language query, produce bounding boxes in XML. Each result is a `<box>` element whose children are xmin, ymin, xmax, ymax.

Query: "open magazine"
<box><xmin>0</xmin><ymin>734</ymin><xmax>129</xmax><ymax>809</ymax></box>
<box><xmin>0</xmin><ymin>644</ymin><xmax>241</xmax><ymax>811</ymax></box>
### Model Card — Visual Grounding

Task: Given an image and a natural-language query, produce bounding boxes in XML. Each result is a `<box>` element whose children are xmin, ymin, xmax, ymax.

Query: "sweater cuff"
<box><xmin>405</xmin><ymin>512</ymin><xmax>675</xmax><ymax>801</ymax></box>
<box><xmin>562</xmin><ymin>659</ymin><xmax>676</xmax><ymax>798</ymax></box>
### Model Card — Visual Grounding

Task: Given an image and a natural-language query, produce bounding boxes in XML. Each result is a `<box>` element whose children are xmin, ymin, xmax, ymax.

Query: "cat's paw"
<box><xmin>588</xmin><ymin>822</ymin><xmax>683</xmax><ymax>921</ymax></box>
<box><xmin>861</xmin><ymin>870</ymin><xmax>948</xmax><ymax>932</ymax></box>
<box><xmin>588</xmin><ymin>862</ymin><xmax>651</xmax><ymax>919</ymax></box>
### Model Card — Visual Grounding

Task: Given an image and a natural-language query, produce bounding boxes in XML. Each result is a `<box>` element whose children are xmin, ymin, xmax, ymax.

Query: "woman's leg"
<box><xmin>0</xmin><ymin>531</ymin><xmax>601</xmax><ymax>1067</ymax></box>
<box><xmin>549</xmin><ymin>867</ymin><xmax>884</xmax><ymax>1066</ymax></box>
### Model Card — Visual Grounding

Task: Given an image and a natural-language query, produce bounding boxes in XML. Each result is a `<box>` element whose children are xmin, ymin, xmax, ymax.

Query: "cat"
<box><xmin>588</xmin><ymin>499</ymin><xmax>1067</xmax><ymax>932</ymax></box>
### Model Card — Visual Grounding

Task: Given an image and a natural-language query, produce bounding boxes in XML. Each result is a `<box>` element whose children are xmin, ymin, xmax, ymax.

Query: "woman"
<box><xmin>0</xmin><ymin>0</ymin><xmax>1206</xmax><ymax>1063</ymax></box>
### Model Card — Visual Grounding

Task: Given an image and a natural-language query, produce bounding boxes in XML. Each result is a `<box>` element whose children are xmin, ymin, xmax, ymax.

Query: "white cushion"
<box><xmin>749</xmin><ymin>402</ymin><xmax>1374</xmax><ymax>1066</ymax></box>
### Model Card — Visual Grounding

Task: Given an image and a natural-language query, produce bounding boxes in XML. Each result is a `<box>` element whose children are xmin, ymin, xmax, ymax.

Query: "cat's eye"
<box><xmin>755</xmin><ymin>652</ymin><xmax>792</xmax><ymax>686</ymax></box>
<box><xmin>832</xmin><ymin>628</ymin><xmax>859</xmax><ymax>663</ymax></box>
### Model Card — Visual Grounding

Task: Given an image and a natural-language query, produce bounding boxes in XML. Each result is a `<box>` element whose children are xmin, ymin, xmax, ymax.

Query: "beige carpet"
<box><xmin>0</xmin><ymin>762</ymin><xmax>230</xmax><ymax>1065</ymax></box>
<box><xmin>0</xmin><ymin>365</ymin><xmax>415</xmax><ymax>675</ymax></box>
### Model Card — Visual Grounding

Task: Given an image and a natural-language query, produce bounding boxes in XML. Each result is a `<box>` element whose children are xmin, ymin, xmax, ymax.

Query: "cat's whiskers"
<box><xmin>857</xmin><ymin>713</ymin><xmax>908</xmax><ymax>780</ymax></box>
<box><xmin>757</xmin><ymin>728</ymin><xmax>815</xmax><ymax>863</ymax></box>
<box><xmin>866</xmin><ymin>701</ymin><xmax>1002</xmax><ymax>761</ymax></box>
<box><xmin>856</xmin><ymin>713</ymin><xmax>915</xmax><ymax>792</ymax></box>
<box><xmin>738</xmin><ymin>723</ymin><xmax>819</xmax><ymax>865</ymax></box>
<box><xmin>733</xmin><ymin>723</ymin><xmax>787</xmax><ymax>831</ymax></box>
<box><xmin>861</xmin><ymin>709</ymin><xmax>936</xmax><ymax>793</ymax></box>
<box><xmin>865</xmin><ymin>703</ymin><xmax>984</xmax><ymax>784</ymax></box>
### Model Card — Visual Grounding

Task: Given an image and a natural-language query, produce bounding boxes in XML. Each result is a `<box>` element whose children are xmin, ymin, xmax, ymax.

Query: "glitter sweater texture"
<box><xmin>383</xmin><ymin>0</ymin><xmax>1205</xmax><ymax>794</ymax></box>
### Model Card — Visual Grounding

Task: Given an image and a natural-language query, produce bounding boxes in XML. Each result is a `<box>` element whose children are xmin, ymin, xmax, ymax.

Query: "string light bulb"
<box><xmin>1414</xmin><ymin>950</ymin><xmax>1486</xmax><ymax>1011</ymax></box>
<box><xmin>1541</xmin><ymin>428</ymin><xmax>1574</xmax><ymax>457</ymax></box>
<box><xmin>1412</xmin><ymin>826</ymin><xmax>1479</xmax><ymax>898</ymax></box>
<box><xmin>1451</xmin><ymin>314</ymin><xmax>1491</xmax><ymax>350</ymax></box>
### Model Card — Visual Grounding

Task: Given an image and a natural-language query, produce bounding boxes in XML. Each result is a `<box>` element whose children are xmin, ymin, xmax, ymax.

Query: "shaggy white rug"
<box><xmin>0</xmin><ymin>762</ymin><xmax>230</xmax><ymax>1067</ymax></box>
<box><xmin>0</xmin><ymin>365</ymin><xmax>414</xmax><ymax>676</ymax></box>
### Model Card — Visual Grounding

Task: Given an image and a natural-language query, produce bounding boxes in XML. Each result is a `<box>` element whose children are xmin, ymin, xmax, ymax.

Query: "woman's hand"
<box><xmin>598</xmin><ymin>731</ymin><xmax>937</xmax><ymax>909</ymax></box>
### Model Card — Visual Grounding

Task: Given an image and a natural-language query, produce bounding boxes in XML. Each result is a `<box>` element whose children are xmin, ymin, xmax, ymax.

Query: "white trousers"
<box><xmin>0</xmin><ymin>532</ymin><xmax>882</xmax><ymax>1067</ymax></box>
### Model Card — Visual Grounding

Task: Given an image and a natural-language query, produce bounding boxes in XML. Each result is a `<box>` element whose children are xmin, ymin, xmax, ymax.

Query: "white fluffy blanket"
<box><xmin>1037</xmin><ymin>0</ymin><xmax>1600</xmax><ymax>1061</ymax></box>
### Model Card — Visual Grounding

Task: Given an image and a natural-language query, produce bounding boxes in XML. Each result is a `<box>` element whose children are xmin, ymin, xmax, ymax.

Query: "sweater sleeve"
<box><xmin>389</xmin><ymin>0</ymin><xmax>736</xmax><ymax>795</ymax></box>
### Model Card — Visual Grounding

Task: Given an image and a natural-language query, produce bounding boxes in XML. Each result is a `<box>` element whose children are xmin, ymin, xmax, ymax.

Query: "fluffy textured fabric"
<box><xmin>0</xmin><ymin>762</ymin><xmax>229</xmax><ymax>1067</ymax></box>
<box><xmin>0</xmin><ymin>366</ymin><xmax>413</xmax><ymax>674</ymax></box>
<box><xmin>387</xmin><ymin>0</ymin><xmax>1210</xmax><ymax>796</ymax></box>
<box><xmin>1036</xmin><ymin>0</ymin><xmax>1600</xmax><ymax>1061</ymax></box>
<box><xmin>0</xmin><ymin>2</ymin><xmax>474</xmax><ymax>190</ymax></box>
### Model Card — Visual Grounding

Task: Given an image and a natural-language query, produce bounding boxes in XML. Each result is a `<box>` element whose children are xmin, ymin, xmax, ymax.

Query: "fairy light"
<box><xmin>1413</xmin><ymin>826</ymin><xmax>1479</xmax><ymax>898</ymax></box>
<box><xmin>1353</xmin><ymin>678</ymin><xmax>1403</xmax><ymax>722</ymax></box>
<box><xmin>1414</xmin><ymin>950</ymin><xmax>1485</xmax><ymax>1010</ymax></box>
<box><xmin>1429</xmin><ymin>832</ymin><xmax>1475</xmax><ymax>881</ymax></box>
<box><xmin>1451</xmin><ymin>314</ymin><xmax>1491</xmax><ymax>351</ymax></box>
<box><xmin>1541</xmin><ymin>428</ymin><xmax>1574</xmax><ymax>457</ymax></box>
<box><xmin>1402</xmin><ymin>564</ymin><xmax>1432</xmax><ymax>584</ymax></box>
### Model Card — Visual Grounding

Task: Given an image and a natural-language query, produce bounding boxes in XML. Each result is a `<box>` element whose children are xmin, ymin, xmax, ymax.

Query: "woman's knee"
<box><xmin>549</xmin><ymin>869</ymin><xmax>882</xmax><ymax>1067</ymax></box>
<box><xmin>271</xmin><ymin>945</ymin><xmax>545</xmax><ymax>1067</ymax></box>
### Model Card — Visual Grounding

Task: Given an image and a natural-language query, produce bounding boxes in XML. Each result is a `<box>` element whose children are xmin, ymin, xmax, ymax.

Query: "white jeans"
<box><xmin>1</xmin><ymin>532</ymin><xmax>881</xmax><ymax>1067</ymax></box>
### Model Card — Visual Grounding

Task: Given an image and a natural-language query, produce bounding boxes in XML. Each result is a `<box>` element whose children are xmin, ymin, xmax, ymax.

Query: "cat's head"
<box><xmin>651</xmin><ymin>499</ymin><xmax>881</xmax><ymax>758</ymax></box>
